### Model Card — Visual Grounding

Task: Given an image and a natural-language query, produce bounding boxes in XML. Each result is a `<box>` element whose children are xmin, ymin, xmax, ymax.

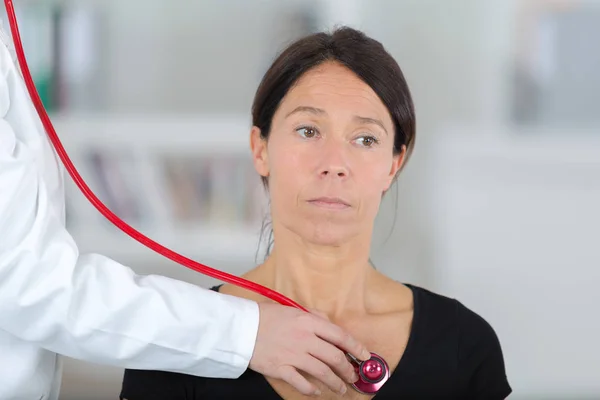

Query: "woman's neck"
<box><xmin>259</xmin><ymin>236</ymin><xmax>377</xmax><ymax>320</ymax></box>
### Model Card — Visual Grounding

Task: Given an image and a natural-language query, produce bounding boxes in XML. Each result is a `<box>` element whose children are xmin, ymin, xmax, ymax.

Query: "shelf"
<box><xmin>70</xmin><ymin>224</ymin><xmax>265</xmax><ymax>267</ymax></box>
<box><xmin>50</xmin><ymin>113</ymin><xmax>254</xmax><ymax>154</ymax></box>
<box><xmin>53</xmin><ymin>113</ymin><xmax>270</xmax><ymax>269</ymax></box>
<box><xmin>431</xmin><ymin>125</ymin><xmax>600</xmax><ymax>191</ymax></box>
<box><xmin>438</xmin><ymin>124</ymin><xmax>600</xmax><ymax>165</ymax></box>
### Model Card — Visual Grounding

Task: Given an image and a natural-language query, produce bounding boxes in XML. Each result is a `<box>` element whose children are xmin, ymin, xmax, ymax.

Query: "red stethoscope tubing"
<box><xmin>2</xmin><ymin>0</ymin><xmax>307</xmax><ymax>312</ymax></box>
<box><xmin>3</xmin><ymin>5</ymin><xmax>394</xmax><ymax>393</ymax></box>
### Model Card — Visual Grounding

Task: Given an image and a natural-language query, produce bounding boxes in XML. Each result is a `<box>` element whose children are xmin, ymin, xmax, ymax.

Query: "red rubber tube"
<box><xmin>3</xmin><ymin>0</ymin><xmax>307</xmax><ymax>312</ymax></box>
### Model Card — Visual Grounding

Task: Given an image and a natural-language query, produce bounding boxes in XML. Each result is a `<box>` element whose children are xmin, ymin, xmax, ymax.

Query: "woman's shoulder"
<box><xmin>407</xmin><ymin>284</ymin><xmax>502</xmax><ymax>347</ymax></box>
<box><xmin>405</xmin><ymin>284</ymin><xmax>511</xmax><ymax>398</ymax></box>
<box><xmin>406</xmin><ymin>284</ymin><xmax>503</xmax><ymax>350</ymax></box>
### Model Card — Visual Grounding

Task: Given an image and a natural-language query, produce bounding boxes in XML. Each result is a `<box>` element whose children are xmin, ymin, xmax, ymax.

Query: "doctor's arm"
<box><xmin>0</xmin><ymin>124</ymin><xmax>259</xmax><ymax>380</ymax></box>
<box><xmin>0</xmin><ymin>33</ymin><xmax>368</xmax><ymax>396</ymax></box>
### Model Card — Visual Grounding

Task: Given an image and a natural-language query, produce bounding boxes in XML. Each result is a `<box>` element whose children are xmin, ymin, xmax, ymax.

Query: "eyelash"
<box><xmin>294</xmin><ymin>126</ymin><xmax>380</xmax><ymax>148</ymax></box>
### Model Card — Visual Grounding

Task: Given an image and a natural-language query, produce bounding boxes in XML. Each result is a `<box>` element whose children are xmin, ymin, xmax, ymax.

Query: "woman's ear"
<box><xmin>250</xmin><ymin>126</ymin><xmax>269</xmax><ymax>177</ymax></box>
<box><xmin>383</xmin><ymin>145</ymin><xmax>407</xmax><ymax>191</ymax></box>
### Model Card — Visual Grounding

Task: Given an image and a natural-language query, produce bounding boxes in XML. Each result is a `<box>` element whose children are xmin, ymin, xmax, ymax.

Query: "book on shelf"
<box><xmin>160</xmin><ymin>153</ymin><xmax>266</xmax><ymax>227</ymax></box>
<box><xmin>64</xmin><ymin>136</ymin><xmax>268</xmax><ymax>244</ymax></box>
<box><xmin>85</xmin><ymin>148</ymin><xmax>148</xmax><ymax>227</ymax></box>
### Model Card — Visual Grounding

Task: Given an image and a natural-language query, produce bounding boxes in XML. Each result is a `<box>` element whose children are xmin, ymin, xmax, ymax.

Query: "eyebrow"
<box><xmin>285</xmin><ymin>106</ymin><xmax>388</xmax><ymax>134</ymax></box>
<box><xmin>285</xmin><ymin>106</ymin><xmax>326</xmax><ymax>117</ymax></box>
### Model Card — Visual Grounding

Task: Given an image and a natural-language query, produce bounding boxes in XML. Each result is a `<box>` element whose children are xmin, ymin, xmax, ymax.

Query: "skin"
<box><xmin>220</xmin><ymin>61</ymin><xmax>414</xmax><ymax>399</ymax></box>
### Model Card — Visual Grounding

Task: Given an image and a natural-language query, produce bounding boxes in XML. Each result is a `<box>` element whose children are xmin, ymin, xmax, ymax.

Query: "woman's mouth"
<box><xmin>308</xmin><ymin>197</ymin><xmax>351</xmax><ymax>210</ymax></box>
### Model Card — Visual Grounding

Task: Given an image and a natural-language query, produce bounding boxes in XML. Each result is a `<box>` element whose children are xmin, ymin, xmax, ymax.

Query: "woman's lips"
<box><xmin>308</xmin><ymin>197</ymin><xmax>351</xmax><ymax>210</ymax></box>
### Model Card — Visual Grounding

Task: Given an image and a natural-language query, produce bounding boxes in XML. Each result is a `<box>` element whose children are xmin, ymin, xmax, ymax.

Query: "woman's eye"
<box><xmin>356</xmin><ymin>135</ymin><xmax>379</xmax><ymax>147</ymax></box>
<box><xmin>296</xmin><ymin>126</ymin><xmax>318</xmax><ymax>138</ymax></box>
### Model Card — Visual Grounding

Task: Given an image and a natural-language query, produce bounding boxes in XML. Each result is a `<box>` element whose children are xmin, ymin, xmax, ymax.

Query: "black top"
<box><xmin>120</xmin><ymin>284</ymin><xmax>512</xmax><ymax>399</ymax></box>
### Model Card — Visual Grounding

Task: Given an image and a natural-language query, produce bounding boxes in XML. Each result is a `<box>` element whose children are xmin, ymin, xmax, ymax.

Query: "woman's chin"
<box><xmin>303</xmin><ymin>224</ymin><xmax>360</xmax><ymax>248</ymax></box>
<box><xmin>279</xmin><ymin>216</ymin><xmax>366</xmax><ymax>248</ymax></box>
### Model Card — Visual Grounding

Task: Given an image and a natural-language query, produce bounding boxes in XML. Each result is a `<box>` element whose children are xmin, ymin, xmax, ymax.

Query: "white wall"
<box><xmin>430</xmin><ymin>129</ymin><xmax>600</xmax><ymax>399</ymax></box>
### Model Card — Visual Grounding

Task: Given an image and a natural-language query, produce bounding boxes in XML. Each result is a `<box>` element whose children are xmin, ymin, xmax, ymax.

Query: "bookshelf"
<box><xmin>51</xmin><ymin>114</ymin><xmax>269</xmax><ymax>274</ymax></box>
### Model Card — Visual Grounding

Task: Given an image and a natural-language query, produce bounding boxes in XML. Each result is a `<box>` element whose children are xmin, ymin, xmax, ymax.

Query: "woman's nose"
<box><xmin>320</xmin><ymin>166</ymin><xmax>348</xmax><ymax>178</ymax></box>
<box><xmin>318</xmin><ymin>141</ymin><xmax>350</xmax><ymax>179</ymax></box>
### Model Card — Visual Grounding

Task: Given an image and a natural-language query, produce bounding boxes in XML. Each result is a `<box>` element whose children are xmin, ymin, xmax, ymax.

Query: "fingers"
<box><xmin>309</xmin><ymin>336</ymin><xmax>358</xmax><ymax>384</ymax></box>
<box><xmin>250</xmin><ymin>303</ymin><xmax>370</xmax><ymax>397</ymax></box>
<box><xmin>278</xmin><ymin>365</ymin><xmax>320</xmax><ymax>397</ymax></box>
<box><xmin>313</xmin><ymin>317</ymin><xmax>371</xmax><ymax>362</ymax></box>
<box><xmin>292</xmin><ymin>355</ymin><xmax>348</xmax><ymax>395</ymax></box>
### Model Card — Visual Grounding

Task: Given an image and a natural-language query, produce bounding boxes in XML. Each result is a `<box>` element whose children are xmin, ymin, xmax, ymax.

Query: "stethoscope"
<box><xmin>3</xmin><ymin>0</ymin><xmax>390</xmax><ymax>394</ymax></box>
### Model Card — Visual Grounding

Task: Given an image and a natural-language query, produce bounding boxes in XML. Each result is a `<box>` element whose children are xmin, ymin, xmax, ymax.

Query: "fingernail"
<box><xmin>351</xmin><ymin>372</ymin><xmax>359</xmax><ymax>382</ymax></box>
<box><xmin>362</xmin><ymin>349</ymin><xmax>371</xmax><ymax>360</ymax></box>
<box><xmin>339</xmin><ymin>386</ymin><xmax>347</xmax><ymax>395</ymax></box>
<box><xmin>314</xmin><ymin>389</ymin><xmax>322</xmax><ymax>396</ymax></box>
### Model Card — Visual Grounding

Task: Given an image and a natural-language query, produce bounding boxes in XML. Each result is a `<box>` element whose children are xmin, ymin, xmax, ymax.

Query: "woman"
<box><xmin>120</xmin><ymin>27</ymin><xmax>511</xmax><ymax>399</ymax></box>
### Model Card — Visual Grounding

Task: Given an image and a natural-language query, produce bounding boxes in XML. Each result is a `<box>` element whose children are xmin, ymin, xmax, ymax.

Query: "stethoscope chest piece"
<box><xmin>351</xmin><ymin>352</ymin><xmax>390</xmax><ymax>394</ymax></box>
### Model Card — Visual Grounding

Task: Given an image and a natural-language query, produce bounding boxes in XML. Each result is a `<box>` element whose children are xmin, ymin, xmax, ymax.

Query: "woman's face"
<box><xmin>250</xmin><ymin>61</ymin><xmax>405</xmax><ymax>246</ymax></box>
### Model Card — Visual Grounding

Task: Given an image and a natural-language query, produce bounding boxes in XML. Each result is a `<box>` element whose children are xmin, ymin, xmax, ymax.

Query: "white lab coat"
<box><xmin>0</xmin><ymin>27</ymin><xmax>259</xmax><ymax>400</ymax></box>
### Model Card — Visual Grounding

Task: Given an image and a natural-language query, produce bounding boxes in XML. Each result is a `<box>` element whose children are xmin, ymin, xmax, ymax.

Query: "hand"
<box><xmin>249</xmin><ymin>302</ymin><xmax>371</xmax><ymax>396</ymax></box>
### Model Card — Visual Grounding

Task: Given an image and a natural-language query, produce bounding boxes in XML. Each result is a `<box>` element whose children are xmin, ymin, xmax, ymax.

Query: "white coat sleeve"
<box><xmin>0</xmin><ymin>27</ymin><xmax>259</xmax><ymax>379</ymax></box>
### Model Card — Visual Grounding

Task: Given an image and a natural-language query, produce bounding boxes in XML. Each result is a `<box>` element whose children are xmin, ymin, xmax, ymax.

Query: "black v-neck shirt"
<box><xmin>120</xmin><ymin>284</ymin><xmax>511</xmax><ymax>399</ymax></box>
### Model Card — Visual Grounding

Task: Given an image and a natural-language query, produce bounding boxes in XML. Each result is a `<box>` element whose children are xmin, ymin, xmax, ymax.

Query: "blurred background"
<box><xmin>3</xmin><ymin>0</ymin><xmax>599</xmax><ymax>398</ymax></box>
